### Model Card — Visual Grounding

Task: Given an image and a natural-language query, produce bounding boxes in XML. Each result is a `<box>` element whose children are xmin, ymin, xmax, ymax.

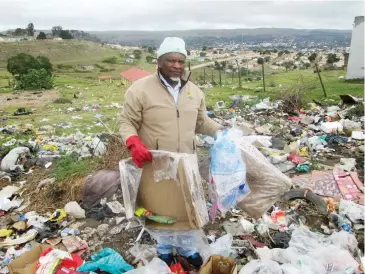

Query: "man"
<box><xmin>119</xmin><ymin>37</ymin><xmax>220</xmax><ymax>267</ymax></box>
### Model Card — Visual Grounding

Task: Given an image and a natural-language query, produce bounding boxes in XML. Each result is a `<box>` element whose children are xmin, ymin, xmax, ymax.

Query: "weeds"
<box><xmin>53</xmin><ymin>98</ymin><xmax>72</xmax><ymax>104</ymax></box>
<box><xmin>52</xmin><ymin>153</ymin><xmax>102</xmax><ymax>181</ymax></box>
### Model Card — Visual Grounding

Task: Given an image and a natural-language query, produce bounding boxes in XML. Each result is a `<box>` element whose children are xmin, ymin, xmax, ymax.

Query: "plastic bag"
<box><xmin>209</xmin><ymin>129</ymin><xmax>250</xmax><ymax>215</ymax></box>
<box><xmin>64</xmin><ymin>201</ymin><xmax>86</xmax><ymax>219</ymax></box>
<box><xmin>147</xmin><ymin>229</ymin><xmax>200</xmax><ymax>250</ymax></box>
<box><xmin>237</xmin><ymin>141</ymin><xmax>292</xmax><ymax>219</ymax></box>
<box><xmin>151</xmin><ymin>151</ymin><xmax>181</xmax><ymax>182</ymax></box>
<box><xmin>256</xmin><ymin>226</ymin><xmax>359</xmax><ymax>274</ymax></box>
<box><xmin>77</xmin><ymin>248</ymin><xmax>133</xmax><ymax>274</ymax></box>
<box><xmin>119</xmin><ymin>159</ymin><xmax>143</xmax><ymax>219</ymax></box>
<box><xmin>239</xmin><ymin>260</ymin><xmax>286</xmax><ymax>274</ymax></box>
<box><xmin>126</xmin><ymin>258</ymin><xmax>172</xmax><ymax>274</ymax></box>
<box><xmin>339</xmin><ymin>199</ymin><xmax>364</xmax><ymax>222</ymax></box>
<box><xmin>129</xmin><ymin>244</ymin><xmax>157</xmax><ymax>265</ymax></box>
<box><xmin>209</xmin><ymin>234</ymin><xmax>236</xmax><ymax>258</ymax></box>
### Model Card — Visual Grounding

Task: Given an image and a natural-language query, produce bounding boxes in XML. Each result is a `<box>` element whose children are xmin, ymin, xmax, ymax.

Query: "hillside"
<box><xmin>0</xmin><ymin>40</ymin><xmax>119</xmax><ymax>66</ymax></box>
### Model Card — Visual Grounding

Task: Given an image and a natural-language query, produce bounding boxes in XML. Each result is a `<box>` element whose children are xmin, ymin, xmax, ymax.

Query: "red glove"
<box><xmin>126</xmin><ymin>136</ymin><xmax>152</xmax><ymax>168</ymax></box>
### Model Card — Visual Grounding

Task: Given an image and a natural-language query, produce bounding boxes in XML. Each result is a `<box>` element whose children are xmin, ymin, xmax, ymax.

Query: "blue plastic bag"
<box><xmin>209</xmin><ymin>129</ymin><xmax>250</xmax><ymax>215</ymax></box>
<box><xmin>78</xmin><ymin>248</ymin><xmax>134</xmax><ymax>274</ymax></box>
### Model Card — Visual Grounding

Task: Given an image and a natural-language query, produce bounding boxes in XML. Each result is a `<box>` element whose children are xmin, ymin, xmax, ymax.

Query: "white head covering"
<box><xmin>157</xmin><ymin>37</ymin><xmax>187</xmax><ymax>59</ymax></box>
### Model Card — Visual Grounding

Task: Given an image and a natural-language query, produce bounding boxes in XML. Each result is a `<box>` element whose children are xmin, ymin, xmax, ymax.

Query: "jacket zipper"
<box><xmin>157</xmin><ymin>71</ymin><xmax>191</xmax><ymax>153</ymax></box>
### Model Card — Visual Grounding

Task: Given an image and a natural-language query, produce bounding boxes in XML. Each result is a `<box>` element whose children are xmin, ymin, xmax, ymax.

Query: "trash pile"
<box><xmin>0</xmin><ymin>94</ymin><xmax>364</xmax><ymax>274</ymax></box>
<box><xmin>0</xmin><ymin>130</ymin><xmax>107</xmax><ymax>182</ymax></box>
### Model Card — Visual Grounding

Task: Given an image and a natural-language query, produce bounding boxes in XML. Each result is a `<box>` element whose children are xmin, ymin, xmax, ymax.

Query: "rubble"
<box><xmin>0</xmin><ymin>94</ymin><xmax>363</xmax><ymax>273</ymax></box>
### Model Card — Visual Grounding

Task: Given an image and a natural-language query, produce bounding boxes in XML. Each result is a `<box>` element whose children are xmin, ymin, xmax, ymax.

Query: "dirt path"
<box><xmin>0</xmin><ymin>89</ymin><xmax>59</xmax><ymax>108</ymax></box>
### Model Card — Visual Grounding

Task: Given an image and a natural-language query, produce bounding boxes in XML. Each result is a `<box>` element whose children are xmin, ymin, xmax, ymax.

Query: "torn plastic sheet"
<box><xmin>0</xmin><ymin>186</ymin><xmax>23</xmax><ymax>211</ymax></box>
<box><xmin>119</xmin><ymin>151</ymin><xmax>208</xmax><ymax>226</ymax></box>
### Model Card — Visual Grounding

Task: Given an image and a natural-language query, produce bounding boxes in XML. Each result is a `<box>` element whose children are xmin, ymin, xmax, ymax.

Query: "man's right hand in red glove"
<box><xmin>126</xmin><ymin>136</ymin><xmax>152</xmax><ymax>168</ymax></box>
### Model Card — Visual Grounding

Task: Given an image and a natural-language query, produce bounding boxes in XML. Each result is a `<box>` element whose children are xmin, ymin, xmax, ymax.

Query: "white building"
<box><xmin>346</xmin><ymin>16</ymin><xmax>364</xmax><ymax>79</ymax></box>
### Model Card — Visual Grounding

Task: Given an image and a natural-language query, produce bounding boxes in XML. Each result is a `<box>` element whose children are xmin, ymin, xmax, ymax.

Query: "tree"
<box><xmin>37</xmin><ymin>32</ymin><xmax>47</xmax><ymax>40</ymax></box>
<box><xmin>304</xmin><ymin>63</ymin><xmax>311</xmax><ymax>69</ymax></box>
<box><xmin>59</xmin><ymin>30</ymin><xmax>73</xmax><ymax>39</ymax></box>
<box><xmin>264</xmin><ymin>56</ymin><xmax>271</xmax><ymax>63</ymax></box>
<box><xmin>327</xmin><ymin>53</ymin><xmax>340</xmax><ymax>65</ymax></box>
<box><xmin>35</xmin><ymin>56</ymin><xmax>53</xmax><ymax>75</ymax></box>
<box><xmin>133</xmin><ymin>49</ymin><xmax>142</xmax><ymax>59</ymax></box>
<box><xmin>26</xmin><ymin>23</ymin><xmax>34</xmax><ymax>36</ymax></box>
<box><xmin>278</xmin><ymin>50</ymin><xmax>285</xmax><ymax>57</ymax></box>
<box><xmin>202</xmin><ymin>45</ymin><xmax>207</xmax><ymax>51</ymax></box>
<box><xmin>7</xmin><ymin>53</ymin><xmax>53</xmax><ymax>78</ymax></box>
<box><xmin>52</xmin><ymin>26</ymin><xmax>63</xmax><ymax>37</ymax></box>
<box><xmin>13</xmin><ymin>28</ymin><xmax>26</xmax><ymax>36</ymax></box>
<box><xmin>308</xmin><ymin>53</ymin><xmax>327</xmax><ymax>97</ymax></box>
<box><xmin>148</xmin><ymin>46</ymin><xmax>154</xmax><ymax>54</ymax></box>
<box><xmin>200</xmin><ymin>52</ymin><xmax>207</xmax><ymax>57</ymax></box>
<box><xmin>18</xmin><ymin>69</ymin><xmax>53</xmax><ymax>90</ymax></box>
<box><xmin>257</xmin><ymin>57</ymin><xmax>266</xmax><ymax>92</ymax></box>
<box><xmin>283</xmin><ymin>61</ymin><xmax>294</xmax><ymax>71</ymax></box>
<box><xmin>146</xmin><ymin>56</ymin><xmax>154</xmax><ymax>63</ymax></box>
<box><xmin>186</xmin><ymin>50</ymin><xmax>191</xmax><ymax>56</ymax></box>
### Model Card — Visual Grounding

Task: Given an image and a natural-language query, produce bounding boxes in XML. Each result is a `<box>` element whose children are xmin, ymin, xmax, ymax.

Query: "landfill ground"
<box><xmin>0</xmin><ymin>68</ymin><xmax>364</xmax><ymax>274</ymax></box>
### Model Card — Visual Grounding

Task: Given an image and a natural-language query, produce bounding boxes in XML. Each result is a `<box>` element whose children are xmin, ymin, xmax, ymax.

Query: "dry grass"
<box><xmin>103</xmin><ymin>134</ymin><xmax>130</xmax><ymax>169</ymax></box>
<box><xmin>21</xmin><ymin>172</ymin><xmax>87</xmax><ymax>213</ymax></box>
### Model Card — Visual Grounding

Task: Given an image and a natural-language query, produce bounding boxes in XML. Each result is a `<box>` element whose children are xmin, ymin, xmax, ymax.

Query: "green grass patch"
<box><xmin>52</xmin><ymin>153</ymin><xmax>101</xmax><ymax>181</ymax></box>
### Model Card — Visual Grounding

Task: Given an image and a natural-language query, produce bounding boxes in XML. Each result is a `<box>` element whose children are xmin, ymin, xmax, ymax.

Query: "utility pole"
<box><xmin>219</xmin><ymin>68</ymin><xmax>222</xmax><ymax>86</ymax></box>
<box><xmin>235</xmin><ymin>59</ymin><xmax>242</xmax><ymax>89</ymax></box>
<box><xmin>315</xmin><ymin>63</ymin><xmax>327</xmax><ymax>97</ymax></box>
<box><xmin>203</xmin><ymin>68</ymin><xmax>206</xmax><ymax>83</ymax></box>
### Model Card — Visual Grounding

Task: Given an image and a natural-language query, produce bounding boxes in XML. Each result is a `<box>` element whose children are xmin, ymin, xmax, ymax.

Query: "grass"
<box><xmin>199</xmin><ymin>67</ymin><xmax>364</xmax><ymax>107</ymax></box>
<box><xmin>52</xmin><ymin>153</ymin><xmax>102</xmax><ymax>181</ymax></box>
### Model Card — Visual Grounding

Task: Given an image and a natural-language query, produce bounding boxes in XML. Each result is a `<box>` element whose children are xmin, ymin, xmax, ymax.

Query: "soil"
<box><xmin>0</xmin><ymin>90</ymin><xmax>59</xmax><ymax>108</ymax></box>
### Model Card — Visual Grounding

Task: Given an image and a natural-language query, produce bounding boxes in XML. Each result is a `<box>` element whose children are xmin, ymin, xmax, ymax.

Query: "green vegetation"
<box><xmin>52</xmin><ymin>154</ymin><xmax>100</xmax><ymax>181</ymax></box>
<box><xmin>18</xmin><ymin>68</ymin><xmax>53</xmax><ymax>90</ymax></box>
<box><xmin>53</xmin><ymin>98</ymin><xmax>73</xmax><ymax>104</ymax></box>
<box><xmin>7</xmin><ymin>53</ymin><xmax>53</xmax><ymax>90</ymax></box>
<box><xmin>102</xmin><ymin>56</ymin><xmax>118</xmax><ymax>64</ymax></box>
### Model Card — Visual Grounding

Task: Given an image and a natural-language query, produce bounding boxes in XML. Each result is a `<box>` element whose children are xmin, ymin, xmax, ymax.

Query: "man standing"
<box><xmin>119</xmin><ymin>37</ymin><xmax>220</xmax><ymax>267</ymax></box>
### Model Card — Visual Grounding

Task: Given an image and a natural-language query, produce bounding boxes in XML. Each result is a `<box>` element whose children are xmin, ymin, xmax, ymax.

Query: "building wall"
<box><xmin>346</xmin><ymin>16</ymin><xmax>364</xmax><ymax>79</ymax></box>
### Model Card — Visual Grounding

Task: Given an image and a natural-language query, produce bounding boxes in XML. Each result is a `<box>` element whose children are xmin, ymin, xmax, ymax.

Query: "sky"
<box><xmin>0</xmin><ymin>0</ymin><xmax>364</xmax><ymax>31</ymax></box>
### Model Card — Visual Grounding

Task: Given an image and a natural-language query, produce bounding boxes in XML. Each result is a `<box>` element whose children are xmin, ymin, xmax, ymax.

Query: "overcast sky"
<box><xmin>0</xmin><ymin>0</ymin><xmax>364</xmax><ymax>31</ymax></box>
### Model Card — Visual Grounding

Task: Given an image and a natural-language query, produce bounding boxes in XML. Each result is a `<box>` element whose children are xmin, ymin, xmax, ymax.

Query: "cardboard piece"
<box><xmin>137</xmin><ymin>158</ymin><xmax>205</xmax><ymax>230</ymax></box>
<box><xmin>8</xmin><ymin>244</ymin><xmax>51</xmax><ymax>274</ymax></box>
<box><xmin>199</xmin><ymin>255</ymin><xmax>237</xmax><ymax>274</ymax></box>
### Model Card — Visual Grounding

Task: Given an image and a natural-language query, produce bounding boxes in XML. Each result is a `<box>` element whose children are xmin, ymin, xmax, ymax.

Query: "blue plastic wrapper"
<box><xmin>209</xmin><ymin>129</ymin><xmax>250</xmax><ymax>216</ymax></box>
<box><xmin>78</xmin><ymin>248</ymin><xmax>134</xmax><ymax>274</ymax></box>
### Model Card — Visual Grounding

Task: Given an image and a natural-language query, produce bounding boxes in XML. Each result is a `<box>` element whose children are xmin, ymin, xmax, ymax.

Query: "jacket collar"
<box><xmin>155</xmin><ymin>70</ymin><xmax>191</xmax><ymax>90</ymax></box>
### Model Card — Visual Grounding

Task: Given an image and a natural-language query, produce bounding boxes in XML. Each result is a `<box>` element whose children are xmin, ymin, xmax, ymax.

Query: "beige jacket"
<box><xmin>119</xmin><ymin>71</ymin><xmax>220</xmax><ymax>153</ymax></box>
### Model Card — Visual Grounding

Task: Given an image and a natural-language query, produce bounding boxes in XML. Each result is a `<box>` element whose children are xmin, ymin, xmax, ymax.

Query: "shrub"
<box><xmin>102</xmin><ymin>57</ymin><xmax>117</xmax><ymax>64</ymax></box>
<box><xmin>56</xmin><ymin>64</ymin><xmax>73</xmax><ymax>70</ymax></box>
<box><xmin>53</xmin><ymin>98</ymin><xmax>72</xmax><ymax>104</ymax></box>
<box><xmin>18</xmin><ymin>69</ymin><xmax>53</xmax><ymax>90</ymax></box>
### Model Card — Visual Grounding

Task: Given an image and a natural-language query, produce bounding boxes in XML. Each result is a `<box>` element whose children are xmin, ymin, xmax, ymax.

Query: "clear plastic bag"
<box><xmin>126</xmin><ymin>258</ymin><xmax>172</xmax><ymax>274</ymax></box>
<box><xmin>147</xmin><ymin>229</ymin><xmax>200</xmax><ymax>250</ymax></box>
<box><xmin>151</xmin><ymin>151</ymin><xmax>181</xmax><ymax>183</ymax></box>
<box><xmin>129</xmin><ymin>244</ymin><xmax>157</xmax><ymax>265</ymax></box>
<box><xmin>119</xmin><ymin>159</ymin><xmax>142</xmax><ymax>219</ymax></box>
<box><xmin>209</xmin><ymin>129</ymin><xmax>250</xmax><ymax>215</ymax></box>
<box><xmin>182</xmin><ymin>153</ymin><xmax>209</xmax><ymax>227</ymax></box>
